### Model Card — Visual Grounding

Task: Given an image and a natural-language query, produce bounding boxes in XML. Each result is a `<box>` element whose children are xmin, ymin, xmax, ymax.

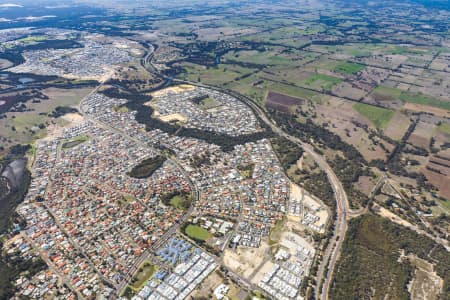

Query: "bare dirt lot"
<box><xmin>189</xmin><ymin>270</ymin><xmax>222</xmax><ymax>299</ymax></box>
<box><xmin>332</xmin><ymin>82</ymin><xmax>367</xmax><ymax>100</ymax></box>
<box><xmin>223</xmin><ymin>241</ymin><xmax>270</xmax><ymax>280</ymax></box>
<box><xmin>423</xmin><ymin>166</ymin><xmax>450</xmax><ymax>200</ymax></box>
<box><xmin>265</xmin><ymin>91</ymin><xmax>302</xmax><ymax>113</ymax></box>
<box><xmin>408</xmin><ymin>255</ymin><xmax>443</xmax><ymax>300</ymax></box>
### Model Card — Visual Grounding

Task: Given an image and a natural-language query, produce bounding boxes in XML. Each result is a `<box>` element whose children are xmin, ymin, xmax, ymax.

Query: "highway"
<box><xmin>144</xmin><ymin>50</ymin><xmax>351</xmax><ymax>300</ymax></box>
<box><xmin>159</xmin><ymin>75</ymin><xmax>351</xmax><ymax>300</ymax></box>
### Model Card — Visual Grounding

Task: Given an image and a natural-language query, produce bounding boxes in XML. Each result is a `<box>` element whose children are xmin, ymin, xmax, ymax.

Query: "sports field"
<box><xmin>185</xmin><ymin>225</ymin><xmax>211</xmax><ymax>241</ymax></box>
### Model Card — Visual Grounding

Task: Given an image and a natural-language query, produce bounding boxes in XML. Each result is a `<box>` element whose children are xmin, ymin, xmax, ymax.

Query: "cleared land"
<box><xmin>300</xmin><ymin>73</ymin><xmax>342</xmax><ymax>92</ymax></box>
<box><xmin>265</xmin><ymin>91</ymin><xmax>302</xmax><ymax>113</ymax></box>
<box><xmin>0</xmin><ymin>87</ymin><xmax>92</xmax><ymax>155</ymax></box>
<box><xmin>371</xmin><ymin>86</ymin><xmax>450</xmax><ymax>110</ymax></box>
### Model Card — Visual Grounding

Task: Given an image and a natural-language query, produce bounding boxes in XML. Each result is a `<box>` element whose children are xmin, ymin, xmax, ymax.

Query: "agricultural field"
<box><xmin>223</xmin><ymin>49</ymin><xmax>292</xmax><ymax>66</ymax></box>
<box><xmin>383</xmin><ymin>112</ymin><xmax>412</xmax><ymax>141</ymax></box>
<box><xmin>177</xmin><ymin>62</ymin><xmax>257</xmax><ymax>86</ymax></box>
<box><xmin>353</xmin><ymin>102</ymin><xmax>395</xmax><ymax>129</ymax></box>
<box><xmin>299</xmin><ymin>73</ymin><xmax>342</xmax><ymax>92</ymax></box>
<box><xmin>369</xmin><ymin>85</ymin><xmax>403</xmax><ymax>102</ymax></box>
<box><xmin>297</xmin><ymin>97</ymin><xmax>395</xmax><ymax>162</ymax></box>
<box><xmin>265</xmin><ymin>91</ymin><xmax>302</xmax><ymax>113</ymax></box>
<box><xmin>369</xmin><ymin>86</ymin><xmax>450</xmax><ymax>111</ymax></box>
<box><xmin>399</xmin><ymin>91</ymin><xmax>450</xmax><ymax>111</ymax></box>
<box><xmin>333</xmin><ymin>62</ymin><xmax>366</xmax><ymax>74</ymax></box>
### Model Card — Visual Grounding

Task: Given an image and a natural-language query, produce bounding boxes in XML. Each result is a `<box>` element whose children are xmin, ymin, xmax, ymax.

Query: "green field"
<box><xmin>333</xmin><ymin>62</ymin><xmax>366</xmax><ymax>74</ymax></box>
<box><xmin>170</xmin><ymin>195</ymin><xmax>186</xmax><ymax>209</ymax></box>
<box><xmin>399</xmin><ymin>91</ymin><xmax>450</xmax><ymax>110</ymax></box>
<box><xmin>237</xmin><ymin>163</ymin><xmax>255</xmax><ymax>179</ymax></box>
<box><xmin>178</xmin><ymin>62</ymin><xmax>256</xmax><ymax>86</ymax></box>
<box><xmin>371</xmin><ymin>87</ymin><xmax>450</xmax><ymax>110</ymax></box>
<box><xmin>185</xmin><ymin>224</ymin><xmax>211</xmax><ymax>241</ymax></box>
<box><xmin>224</xmin><ymin>50</ymin><xmax>292</xmax><ymax>66</ymax></box>
<box><xmin>113</xmin><ymin>105</ymin><xmax>129</xmax><ymax>113</ymax></box>
<box><xmin>353</xmin><ymin>103</ymin><xmax>395</xmax><ymax>129</ymax></box>
<box><xmin>330</xmin><ymin>214</ymin><xmax>450</xmax><ymax>300</ymax></box>
<box><xmin>199</xmin><ymin>97</ymin><xmax>221</xmax><ymax>110</ymax></box>
<box><xmin>370</xmin><ymin>86</ymin><xmax>403</xmax><ymax>101</ymax></box>
<box><xmin>438</xmin><ymin>122</ymin><xmax>450</xmax><ymax>135</ymax></box>
<box><xmin>300</xmin><ymin>73</ymin><xmax>342</xmax><ymax>91</ymax></box>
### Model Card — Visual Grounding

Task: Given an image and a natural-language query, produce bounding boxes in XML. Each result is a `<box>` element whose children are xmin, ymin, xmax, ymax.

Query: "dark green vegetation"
<box><xmin>11</xmin><ymin>39</ymin><xmax>83</xmax><ymax>52</ymax></box>
<box><xmin>48</xmin><ymin>106</ymin><xmax>79</xmax><ymax>118</ymax></box>
<box><xmin>0</xmin><ymin>146</ymin><xmax>37</xmax><ymax>299</ymax></box>
<box><xmin>0</xmin><ymin>251</ymin><xmax>47</xmax><ymax>300</ymax></box>
<box><xmin>160</xmin><ymin>191</ymin><xmax>191</xmax><ymax>210</ymax></box>
<box><xmin>127</xmin><ymin>155</ymin><xmax>166</xmax><ymax>179</ymax></box>
<box><xmin>237</xmin><ymin>163</ymin><xmax>255</xmax><ymax>179</ymax></box>
<box><xmin>271</xmin><ymin>136</ymin><xmax>335</xmax><ymax>211</ymax></box>
<box><xmin>61</xmin><ymin>136</ymin><xmax>89</xmax><ymax>149</ymax></box>
<box><xmin>331</xmin><ymin>214</ymin><xmax>450</xmax><ymax>300</ymax></box>
<box><xmin>270</xmin><ymin>136</ymin><xmax>304</xmax><ymax>170</ymax></box>
<box><xmin>270</xmin><ymin>109</ymin><xmax>369</xmax><ymax>208</ymax></box>
<box><xmin>353</xmin><ymin>102</ymin><xmax>394</xmax><ymax>129</ymax></box>
<box><xmin>0</xmin><ymin>145</ymin><xmax>31</xmax><ymax>234</ymax></box>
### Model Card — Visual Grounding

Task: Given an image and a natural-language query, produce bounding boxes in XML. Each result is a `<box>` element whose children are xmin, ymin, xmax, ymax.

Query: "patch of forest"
<box><xmin>127</xmin><ymin>155</ymin><xmax>166</xmax><ymax>179</ymax></box>
<box><xmin>330</xmin><ymin>214</ymin><xmax>450</xmax><ymax>300</ymax></box>
<box><xmin>269</xmin><ymin>109</ymin><xmax>370</xmax><ymax>208</ymax></box>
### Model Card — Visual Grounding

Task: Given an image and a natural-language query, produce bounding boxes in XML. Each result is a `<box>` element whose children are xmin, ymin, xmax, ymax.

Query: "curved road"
<box><xmin>144</xmin><ymin>53</ymin><xmax>350</xmax><ymax>300</ymax></box>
